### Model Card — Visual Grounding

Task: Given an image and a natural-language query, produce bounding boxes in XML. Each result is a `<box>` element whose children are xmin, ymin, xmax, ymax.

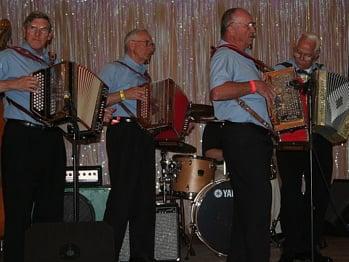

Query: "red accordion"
<box><xmin>137</xmin><ymin>78</ymin><xmax>189</xmax><ymax>141</ymax></box>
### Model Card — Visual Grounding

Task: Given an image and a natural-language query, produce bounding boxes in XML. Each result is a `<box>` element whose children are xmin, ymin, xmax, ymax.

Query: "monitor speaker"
<box><xmin>24</xmin><ymin>222</ymin><xmax>115</xmax><ymax>262</ymax></box>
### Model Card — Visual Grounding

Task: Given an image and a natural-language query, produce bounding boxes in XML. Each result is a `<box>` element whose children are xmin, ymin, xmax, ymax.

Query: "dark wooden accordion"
<box><xmin>314</xmin><ymin>70</ymin><xmax>349</xmax><ymax>144</ymax></box>
<box><xmin>30</xmin><ymin>61</ymin><xmax>108</xmax><ymax>142</ymax></box>
<box><xmin>137</xmin><ymin>78</ymin><xmax>189</xmax><ymax>141</ymax></box>
<box><xmin>265</xmin><ymin>67</ymin><xmax>309</xmax><ymax>150</ymax></box>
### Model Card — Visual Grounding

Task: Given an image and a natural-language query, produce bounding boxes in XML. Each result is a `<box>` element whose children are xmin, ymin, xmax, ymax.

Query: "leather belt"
<box><xmin>7</xmin><ymin>119</ymin><xmax>49</xmax><ymax>130</ymax></box>
<box><xmin>111</xmin><ymin>117</ymin><xmax>138</xmax><ymax>125</ymax></box>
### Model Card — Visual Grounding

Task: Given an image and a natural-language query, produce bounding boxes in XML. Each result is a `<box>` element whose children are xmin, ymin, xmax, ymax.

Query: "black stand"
<box><xmin>304</xmin><ymin>79</ymin><xmax>315</xmax><ymax>262</ymax></box>
<box><xmin>66</xmin><ymin>98</ymin><xmax>82</xmax><ymax>223</ymax></box>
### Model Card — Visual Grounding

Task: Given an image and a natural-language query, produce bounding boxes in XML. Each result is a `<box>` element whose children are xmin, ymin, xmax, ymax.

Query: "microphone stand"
<box><xmin>303</xmin><ymin>78</ymin><xmax>315</xmax><ymax>262</ymax></box>
<box><xmin>66</xmin><ymin>96</ymin><xmax>81</xmax><ymax>223</ymax></box>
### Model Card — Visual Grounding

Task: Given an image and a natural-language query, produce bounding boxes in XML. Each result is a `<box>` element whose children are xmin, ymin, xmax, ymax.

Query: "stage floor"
<box><xmin>182</xmin><ymin>235</ymin><xmax>349</xmax><ymax>262</ymax></box>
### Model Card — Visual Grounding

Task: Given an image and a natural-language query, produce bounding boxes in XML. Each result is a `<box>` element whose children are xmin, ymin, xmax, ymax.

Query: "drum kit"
<box><xmin>154</xmin><ymin>103</ymin><xmax>282</xmax><ymax>258</ymax></box>
<box><xmin>155</xmin><ymin>104</ymin><xmax>235</xmax><ymax>257</ymax></box>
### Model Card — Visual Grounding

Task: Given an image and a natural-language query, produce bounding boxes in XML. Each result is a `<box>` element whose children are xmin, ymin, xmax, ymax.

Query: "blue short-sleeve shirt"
<box><xmin>210</xmin><ymin>40</ymin><xmax>271</xmax><ymax>126</ymax></box>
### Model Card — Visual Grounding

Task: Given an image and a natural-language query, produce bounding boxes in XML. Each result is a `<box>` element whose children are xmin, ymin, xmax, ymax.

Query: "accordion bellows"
<box><xmin>314</xmin><ymin>70</ymin><xmax>349</xmax><ymax>144</ymax></box>
<box><xmin>30</xmin><ymin>61</ymin><xmax>108</xmax><ymax>142</ymax></box>
<box><xmin>137</xmin><ymin>78</ymin><xmax>189</xmax><ymax>141</ymax></box>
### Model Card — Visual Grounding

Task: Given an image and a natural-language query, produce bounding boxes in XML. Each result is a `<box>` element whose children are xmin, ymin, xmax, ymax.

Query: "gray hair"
<box><xmin>23</xmin><ymin>11</ymin><xmax>52</xmax><ymax>32</ymax></box>
<box><xmin>297</xmin><ymin>32</ymin><xmax>321</xmax><ymax>52</ymax></box>
<box><xmin>220</xmin><ymin>8</ymin><xmax>240</xmax><ymax>38</ymax></box>
<box><xmin>124</xmin><ymin>28</ymin><xmax>150</xmax><ymax>53</ymax></box>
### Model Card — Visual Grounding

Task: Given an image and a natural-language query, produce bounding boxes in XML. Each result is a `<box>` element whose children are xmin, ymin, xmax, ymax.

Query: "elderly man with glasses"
<box><xmin>99</xmin><ymin>29</ymin><xmax>156</xmax><ymax>262</ymax></box>
<box><xmin>0</xmin><ymin>11</ymin><xmax>66</xmax><ymax>262</ymax></box>
<box><xmin>210</xmin><ymin>8</ymin><xmax>275</xmax><ymax>262</ymax></box>
<box><xmin>275</xmin><ymin>33</ymin><xmax>333</xmax><ymax>262</ymax></box>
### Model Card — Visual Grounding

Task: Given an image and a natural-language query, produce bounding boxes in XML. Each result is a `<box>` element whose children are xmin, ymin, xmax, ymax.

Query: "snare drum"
<box><xmin>191</xmin><ymin>179</ymin><xmax>233</xmax><ymax>256</ymax></box>
<box><xmin>172</xmin><ymin>155</ymin><xmax>215</xmax><ymax>199</ymax></box>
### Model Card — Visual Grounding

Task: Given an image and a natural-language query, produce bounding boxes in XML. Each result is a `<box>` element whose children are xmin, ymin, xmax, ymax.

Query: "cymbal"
<box><xmin>187</xmin><ymin>103</ymin><xmax>214</xmax><ymax>122</ymax></box>
<box><xmin>155</xmin><ymin>140</ymin><xmax>196</xmax><ymax>154</ymax></box>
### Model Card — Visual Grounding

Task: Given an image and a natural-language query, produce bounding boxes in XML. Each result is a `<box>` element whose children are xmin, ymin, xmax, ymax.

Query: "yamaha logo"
<box><xmin>214</xmin><ymin>188</ymin><xmax>233</xmax><ymax>198</ymax></box>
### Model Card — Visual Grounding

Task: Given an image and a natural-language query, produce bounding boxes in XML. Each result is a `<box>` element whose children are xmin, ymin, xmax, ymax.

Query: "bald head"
<box><xmin>293</xmin><ymin>32</ymin><xmax>321</xmax><ymax>69</ymax></box>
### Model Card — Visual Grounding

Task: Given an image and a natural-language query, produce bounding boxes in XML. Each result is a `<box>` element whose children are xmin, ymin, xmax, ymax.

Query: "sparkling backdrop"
<box><xmin>1</xmin><ymin>0</ymin><xmax>348</xmax><ymax>182</ymax></box>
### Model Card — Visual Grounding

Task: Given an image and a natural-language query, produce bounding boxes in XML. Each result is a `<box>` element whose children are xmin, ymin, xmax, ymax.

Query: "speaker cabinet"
<box><xmin>325</xmin><ymin>179</ymin><xmax>349</xmax><ymax>235</ymax></box>
<box><xmin>119</xmin><ymin>203</ymin><xmax>180</xmax><ymax>262</ymax></box>
<box><xmin>24</xmin><ymin>222</ymin><xmax>115</xmax><ymax>262</ymax></box>
<box><xmin>64</xmin><ymin>187</ymin><xmax>110</xmax><ymax>222</ymax></box>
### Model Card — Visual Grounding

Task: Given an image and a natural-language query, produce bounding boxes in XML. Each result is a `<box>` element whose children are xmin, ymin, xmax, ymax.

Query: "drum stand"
<box><xmin>158</xmin><ymin>151</ymin><xmax>196</xmax><ymax>259</ymax></box>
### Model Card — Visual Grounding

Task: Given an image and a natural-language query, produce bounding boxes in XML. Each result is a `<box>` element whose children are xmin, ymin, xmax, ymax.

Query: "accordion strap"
<box><xmin>210</xmin><ymin>44</ymin><xmax>273</xmax><ymax>73</ymax></box>
<box><xmin>237</xmin><ymin>98</ymin><xmax>276</xmax><ymax>137</ymax></box>
<box><xmin>5</xmin><ymin>97</ymin><xmax>50</xmax><ymax>126</ymax></box>
<box><xmin>9</xmin><ymin>46</ymin><xmax>55</xmax><ymax>66</ymax></box>
<box><xmin>115</xmin><ymin>61</ymin><xmax>151</xmax><ymax>82</ymax></box>
<box><xmin>210</xmin><ymin>44</ymin><xmax>276</xmax><ymax>136</ymax></box>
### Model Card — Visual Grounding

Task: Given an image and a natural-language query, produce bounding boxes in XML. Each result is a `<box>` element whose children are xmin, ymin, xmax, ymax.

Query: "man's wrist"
<box><xmin>249</xmin><ymin>80</ymin><xmax>256</xmax><ymax>94</ymax></box>
<box><xmin>119</xmin><ymin>90</ymin><xmax>126</xmax><ymax>101</ymax></box>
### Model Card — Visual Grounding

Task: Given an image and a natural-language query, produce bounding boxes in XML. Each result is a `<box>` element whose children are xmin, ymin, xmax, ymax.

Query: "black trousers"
<box><xmin>277</xmin><ymin>134</ymin><xmax>333</xmax><ymax>256</ymax></box>
<box><xmin>222</xmin><ymin>122</ymin><xmax>273</xmax><ymax>262</ymax></box>
<box><xmin>104</xmin><ymin>122</ymin><xmax>156</xmax><ymax>260</ymax></box>
<box><xmin>1</xmin><ymin>120</ymin><xmax>66</xmax><ymax>262</ymax></box>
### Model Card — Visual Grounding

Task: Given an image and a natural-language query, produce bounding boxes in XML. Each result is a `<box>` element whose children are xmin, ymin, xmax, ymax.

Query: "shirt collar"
<box><xmin>121</xmin><ymin>54</ymin><xmax>148</xmax><ymax>74</ymax></box>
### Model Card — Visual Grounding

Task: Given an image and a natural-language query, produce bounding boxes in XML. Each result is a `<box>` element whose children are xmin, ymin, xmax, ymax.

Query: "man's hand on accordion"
<box><xmin>3</xmin><ymin>76</ymin><xmax>39</xmax><ymax>92</ymax></box>
<box><xmin>103</xmin><ymin>106</ymin><xmax>116</xmax><ymax>124</ymax></box>
<box><xmin>254</xmin><ymin>80</ymin><xmax>276</xmax><ymax>116</ymax></box>
<box><xmin>124</xmin><ymin>85</ymin><xmax>147</xmax><ymax>102</ymax></box>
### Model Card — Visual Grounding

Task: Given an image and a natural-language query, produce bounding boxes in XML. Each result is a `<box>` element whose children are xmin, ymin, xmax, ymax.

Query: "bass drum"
<box><xmin>191</xmin><ymin>179</ymin><xmax>233</xmax><ymax>256</ymax></box>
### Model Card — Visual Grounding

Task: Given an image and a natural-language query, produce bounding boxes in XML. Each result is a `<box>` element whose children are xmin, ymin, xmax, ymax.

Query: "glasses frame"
<box><xmin>27</xmin><ymin>25</ymin><xmax>50</xmax><ymax>35</ymax></box>
<box><xmin>227</xmin><ymin>21</ymin><xmax>257</xmax><ymax>29</ymax></box>
<box><xmin>130</xmin><ymin>40</ymin><xmax>155</xmax><ymax>47</ymax></box>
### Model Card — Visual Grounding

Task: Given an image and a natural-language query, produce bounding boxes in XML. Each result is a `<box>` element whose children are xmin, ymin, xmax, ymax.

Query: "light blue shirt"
<box><xmin>99</xmin><ymin>55</ymin><xmax>149</xmax><ymax>117</ymax></box>
<box><xmin>210</xmin><ymin>40</ymin><xmax>271</xmax><ymax>126</ymax></box>
<box><xmin>0</xmin><ymin>42</ymin><xmax>53</xmax><ymax>124</ymax></box>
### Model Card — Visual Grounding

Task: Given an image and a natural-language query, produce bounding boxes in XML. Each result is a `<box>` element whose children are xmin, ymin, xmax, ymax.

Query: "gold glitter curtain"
<box><xmin>1</xmin><ymin>0</ymin><xmax>348</xmax><ymax>182</ymax></box>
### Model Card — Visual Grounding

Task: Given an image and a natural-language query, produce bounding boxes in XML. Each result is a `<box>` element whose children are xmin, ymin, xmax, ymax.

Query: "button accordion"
<box><xmin>30</xmin><ymin>61</ymin><xmax>108</xmax><ymax>142</ymax></box>
<box><xmin>314</xmin><ymin>70</ymin><xmax>349</xmax><ymax>144</ymax></box>
<box><xmin>137</xmin><ymin>78</ymin><xmax>189</xmax><ymax>141</ymax></box>
<box><xmin>265</xmin><ymin>67</ymin><xmax>309</xmax><ymax>150</ymax></box>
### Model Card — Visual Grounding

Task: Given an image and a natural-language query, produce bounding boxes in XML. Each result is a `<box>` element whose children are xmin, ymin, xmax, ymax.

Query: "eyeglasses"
<box><xmin>227</xmin><ymin>21</ymin><xmax>257</xmax><ymax>29</ymax></box>
<box><xmin>293</xmin><ymin>49</ymin><xmax>314</xmax><ymax>62</ymax></box>
<box><xmin>27</xmin><ymin>25</ymin><xmax>50</xmax><ymax>35</ymax></box>
<box><xmin>131</xmin><ymin>40</ymin><xmax>155</xmax><ymax>47</ymax></box>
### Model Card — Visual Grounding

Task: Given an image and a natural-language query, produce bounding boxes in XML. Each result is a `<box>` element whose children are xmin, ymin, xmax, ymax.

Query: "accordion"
<box><xmin>137</xmin><ymin>78</ymin><xmax>189</xmax><ymax>141</ymax></box>
<box><xmin>265</xmin><ymin>67</ymin><xmax>309</xmax><ymax>150</ymax></box>
<box><xmin>313</xmin><ymin>70</ymin><xmax>349</xmax><ymax>144</ymax></box>
<box><xmin>265</xmin><ymin>67</ymin><xmax>306</xmax><ymax>131</ymax></box>
<box><xmin>30</xmin><ymin>61</ymin><xmax>108</xmax><ymax>142</ymax></box>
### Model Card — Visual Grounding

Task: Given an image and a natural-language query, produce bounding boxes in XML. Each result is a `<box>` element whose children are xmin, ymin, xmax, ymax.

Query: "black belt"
<box><xmin>222</xmin><ymin>121</ymin><xmax>270</xmax><ymax>136</ymax></box>
<box><xmin>110</xmin><ymin>117</ymin><xmax>138</xmax><ymax>125</ymax></box>
<box><xmin>7</xmin><ymin>119</ymin><xmax>50</xmax><ymax>130</ymax></box>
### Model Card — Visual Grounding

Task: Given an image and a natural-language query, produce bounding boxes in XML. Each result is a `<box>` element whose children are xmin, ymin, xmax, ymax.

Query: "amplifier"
<box><xmin>119</xmin><ymin>203</ymin><xmax>180</xmax><ymax>262</ymax></box>
<box><xmin>65</xmin><ymin>166</ymin><xmax>102</xmax><ymax>186</ymax></box>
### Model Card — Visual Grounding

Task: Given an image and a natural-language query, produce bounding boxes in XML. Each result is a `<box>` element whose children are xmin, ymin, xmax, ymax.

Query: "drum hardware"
<box><xmin>155</xmin><ymin>140</ymin><xmax>196</xmax><ymax>154</ymax></box>
<box><xmin>270</xmin><ymin>214</ymin><xmax>283</xmax><ymax>248</ymax></box>
<box><xmin>186</xmin><ymin>103</ymin><xmax>215</xmax><ymax>123</ymax></box>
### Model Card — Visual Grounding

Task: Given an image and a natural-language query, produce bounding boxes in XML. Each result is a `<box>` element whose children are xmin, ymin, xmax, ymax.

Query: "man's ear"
<box><xmin>314</xmin><ymin>49</ymin><xmax>320</xmax><ymax>60</ymax></box>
